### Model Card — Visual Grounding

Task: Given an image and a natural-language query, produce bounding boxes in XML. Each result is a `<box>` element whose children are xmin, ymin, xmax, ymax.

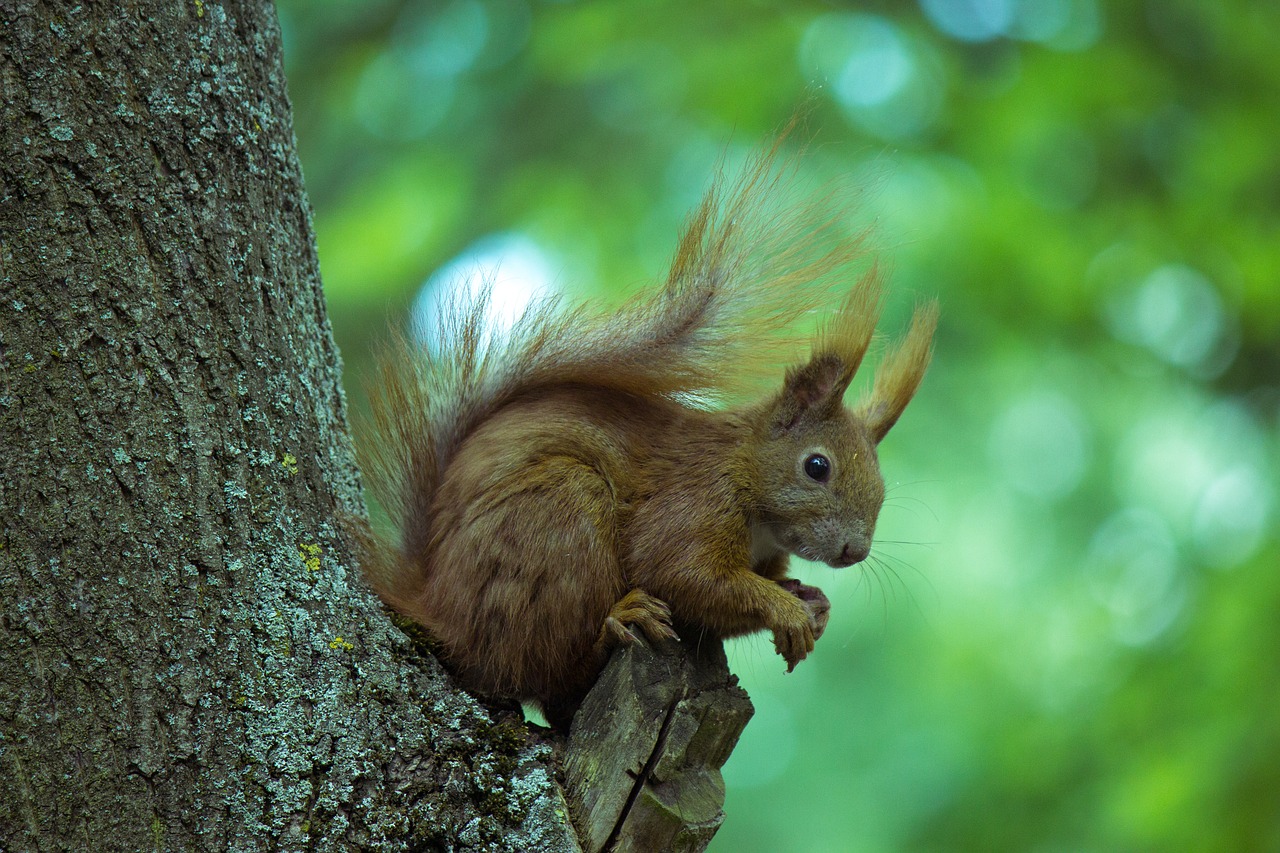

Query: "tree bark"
<box><xmin>1</xmin><ymin>4</ymin><xmax>755</xmax><ymax>851</ymax></box>
<box><xmin>0</xmin><ymin>2</ymin><xmax>577</xmax><ymax>849</ymax></box>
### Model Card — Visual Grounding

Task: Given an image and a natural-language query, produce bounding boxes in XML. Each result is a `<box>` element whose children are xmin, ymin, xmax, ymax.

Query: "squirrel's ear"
<box><xmin>860</xmin><ymin>300</ymin><xmax>938</xmax><ymax>443</ymax></box>
<box><xmin>773</xmin><ymin>353</ymin><xmax>849</xmax><ymax>433</ymax></box>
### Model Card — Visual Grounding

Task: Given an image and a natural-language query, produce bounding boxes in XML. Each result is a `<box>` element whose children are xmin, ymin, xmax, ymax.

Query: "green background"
<box><xmin>277</xmin><ymin>1</ymin><xmax>1280</xmax><ymax>850</ymax></box>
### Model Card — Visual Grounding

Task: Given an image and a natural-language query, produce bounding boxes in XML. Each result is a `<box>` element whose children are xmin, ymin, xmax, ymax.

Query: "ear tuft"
<box><xmin>818</xmin><ymin>266</ymin><xmax>884</xmax><ymax>379</ymax></box>
<box><xmin>861</xmin><ymin>300</ymin><xmax>938</xmax><ymax>443</ymax></box>
<box><xmin>771</xmin><ymin>270</ymin><xmax>889</xmax><ymax>433</ymax></box>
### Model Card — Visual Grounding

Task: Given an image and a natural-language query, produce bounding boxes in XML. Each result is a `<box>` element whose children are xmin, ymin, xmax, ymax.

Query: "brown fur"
<box><xmin>360</xmin><ymin>145</ymin><xmax>937</xmax><ymax>728</ymax></box>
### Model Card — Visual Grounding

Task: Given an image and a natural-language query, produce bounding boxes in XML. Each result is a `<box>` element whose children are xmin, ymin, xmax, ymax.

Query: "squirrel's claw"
<box><xmin>777</xmin><ymin>624</ymin><xmax>815</xmax><ymax>673</ymax></box>
<box><xmin>602</xmin><ymin>616</ymin><xmax>638</xmax><ymax>647</ymax></box>
<box><xmin>602</xmin><ymin>588</ymin><xmax>676</xmax><ymax>649</ymax></box>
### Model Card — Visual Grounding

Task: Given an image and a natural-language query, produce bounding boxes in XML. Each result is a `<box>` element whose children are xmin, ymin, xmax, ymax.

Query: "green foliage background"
<box><xmin>278</xmin><ymin>1</ymin><xmax>1279</xmax><ymax>849</ymax></box>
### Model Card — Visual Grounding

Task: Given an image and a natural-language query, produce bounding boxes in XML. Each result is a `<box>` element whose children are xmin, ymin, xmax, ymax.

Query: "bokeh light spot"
<box><xmin>1117</xmin><ymin>400</ymin><xmax>1271</xmax><ymax>573</ymax></box>
<box><xmin>1106</xmin><ymin>264</ymin><xmax>1239</xmax><ymax>377</ymax></box>
<box><xmin>920</xmin><ymin>0</ymin><xmax>1015</xmax><ymax>42</ymax></box>
<box><xmin>1086</xmin><ymin>508</ymin><xmax>1186</xmax><ymax>646</ymax></box>
<box><xmin>1010</xmin><ymin>0</ymin><xmax>1102</xmax><ymax>49</ymax></box>
<box><xmin>835</xmin><ymin>22</ymin><xmax>912</xmax><ymax>107</ymax></box>
<box><xmin>396</xmin><ymin>0</ymin><xmax>490</xmax><ymax>78</ymax></box>
<box><xmin>413</xmin><ymin>233</ymin><xmax>558</xmax><ymax>351</ymax></box>
<box><xmin>799</xmin><ymin>13</ymin><xmax>942</xmax><ymax>140</ymax></box>
<box><xmin>1193</xmin><ymin>465</ymin><xmax>1272</xmax><ymax>570</ymax></box>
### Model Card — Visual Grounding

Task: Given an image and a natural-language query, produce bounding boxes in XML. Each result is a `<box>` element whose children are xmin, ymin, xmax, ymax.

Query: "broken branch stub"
<box><xmin>562</xmin><ymin>635</ymin><xmax>754</xmax><ymax>853</ymax></box>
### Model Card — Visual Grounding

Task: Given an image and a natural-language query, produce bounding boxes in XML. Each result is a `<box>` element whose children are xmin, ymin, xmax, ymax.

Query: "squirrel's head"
<box><xmin>753</xmin><ymin>271</ymin><xmax>938</xmax><ymax>569</ymax></box>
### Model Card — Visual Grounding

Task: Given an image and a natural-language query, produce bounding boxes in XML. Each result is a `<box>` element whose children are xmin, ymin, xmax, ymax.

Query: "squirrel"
<box><xmin>359</xmin><ymin>141</ymin><xmax>938</xmax><ymax>730</ymax></box>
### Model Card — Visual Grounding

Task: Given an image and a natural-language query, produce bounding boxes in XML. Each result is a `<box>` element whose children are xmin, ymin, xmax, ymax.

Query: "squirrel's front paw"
<box><xmin>778</xmin><ymin>579</ymin><xmax>831</xmax><ymax>642</ymax></box>
<box><xmin>768</xmin><ymin>595</ymin><xmax>816</xmax><ymax>673</ymax></box>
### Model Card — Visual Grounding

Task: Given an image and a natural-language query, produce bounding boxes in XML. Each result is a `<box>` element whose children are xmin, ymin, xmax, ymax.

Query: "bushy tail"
<box><xmin>360</xmin><ymin>138</ymin><xmax>874</xmax><ymax>604</ymax></box>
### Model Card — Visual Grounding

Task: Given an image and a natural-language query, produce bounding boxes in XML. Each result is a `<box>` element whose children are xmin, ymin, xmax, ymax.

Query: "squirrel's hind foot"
<box><xmin>599</xmin><ymin>588</ymin><xmax>677</xmax><ymax>649</ymax></box>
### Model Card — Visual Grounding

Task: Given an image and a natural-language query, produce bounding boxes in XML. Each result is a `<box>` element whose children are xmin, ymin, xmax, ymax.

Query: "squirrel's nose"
<box><xmin>839</xmin><ymin>540</ymin><xmax>870</xmax><ymax>566</ymax></box>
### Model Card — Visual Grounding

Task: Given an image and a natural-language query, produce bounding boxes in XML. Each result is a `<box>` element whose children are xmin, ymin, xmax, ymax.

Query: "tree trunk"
<box><xmin>0</xmin><ymin>2</ymin><xmax>577</xmax><ymax>849</ymax></box>
<box><xmin>1</xmin><ymin>4</ymin><xmax>753</xmax><ymax>851</ymax></box>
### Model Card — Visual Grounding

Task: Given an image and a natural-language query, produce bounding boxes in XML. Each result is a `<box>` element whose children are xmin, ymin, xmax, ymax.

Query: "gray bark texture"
<box><xmin>0</xmin><ymin>2</ymin><xmax>754</xmax><ymax>851</ymax></box>
<box><xmin>0</xmin><ymin>1</ymin><xmax>577</xmax><ymax>849</ymax></box>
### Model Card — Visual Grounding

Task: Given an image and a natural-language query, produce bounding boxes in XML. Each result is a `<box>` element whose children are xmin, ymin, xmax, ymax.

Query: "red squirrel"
<box><xmin>360</xmin><ymin>143</ymin><xmax>937</xmax><ymax>729</ymax></box>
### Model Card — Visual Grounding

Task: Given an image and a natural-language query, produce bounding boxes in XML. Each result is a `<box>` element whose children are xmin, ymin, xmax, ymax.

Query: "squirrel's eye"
<box><xmin>803</xmin><ymin>453</ymin><xmax>831</xmax><ymax>482</ymax></box>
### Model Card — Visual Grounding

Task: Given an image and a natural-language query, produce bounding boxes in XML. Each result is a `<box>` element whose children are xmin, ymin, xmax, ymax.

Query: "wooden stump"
<box><xmin>562</xmin><ymin>636</ymin><xmax>754</xmax><ymax>853</ymax></box>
